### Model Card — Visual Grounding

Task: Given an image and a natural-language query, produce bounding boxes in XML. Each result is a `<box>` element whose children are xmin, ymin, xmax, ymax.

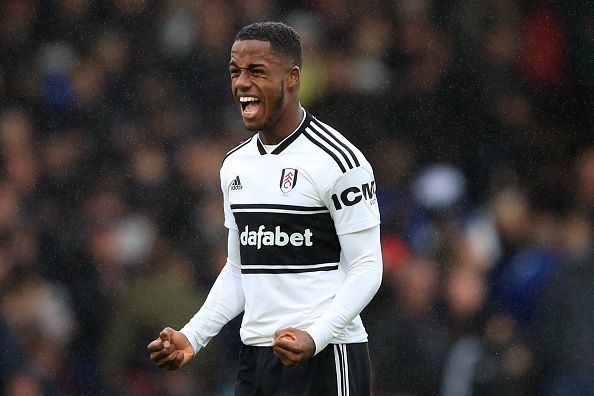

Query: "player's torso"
<box><xmin>221</xmin><ymin>112</ymin><xmax>376</xmax><ymax>344</ymax></box>
<box><xmin>224</xmin><ymin>138</ymin><xmax>349</xmax><ymax>343</ymax></box>
<box><xmin>225</xmin><ymin>140</ymin><xmax>341</xmax><ymax>273</ymax></box>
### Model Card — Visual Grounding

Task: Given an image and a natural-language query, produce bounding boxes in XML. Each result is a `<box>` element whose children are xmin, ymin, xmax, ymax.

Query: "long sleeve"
<box><xmin>305</xmin><ymin>224</ymin><xmax>383</xmax><ymax>354</ymax></box>
<box><xmin>180</xmin><ymin>229</ymin><xmax>245</xmax><ymax>354</ymax></box>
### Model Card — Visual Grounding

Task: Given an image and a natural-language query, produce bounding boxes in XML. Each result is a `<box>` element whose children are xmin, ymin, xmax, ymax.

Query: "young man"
<box><xmin>148</xmin><ymin>22</ymin><xmax>382</xmax><ymax>395</ymax></box>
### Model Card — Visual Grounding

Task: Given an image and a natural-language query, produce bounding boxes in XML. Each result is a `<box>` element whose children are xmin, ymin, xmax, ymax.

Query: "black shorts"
<box><xmin>235</xmin><ymin>342</ymin><xmax>371</xmax><ymax>396</ymax></box>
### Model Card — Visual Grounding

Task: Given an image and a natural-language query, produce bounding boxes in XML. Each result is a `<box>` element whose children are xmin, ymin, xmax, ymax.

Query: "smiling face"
<box><xmin>229</xmin><ymin>39</ymin><xmax>300</xmax><ymax>138</ymax></box>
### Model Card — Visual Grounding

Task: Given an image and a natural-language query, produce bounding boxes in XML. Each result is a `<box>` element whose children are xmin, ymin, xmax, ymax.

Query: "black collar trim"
<box><xmin>256</xmin><ymin>110</ymin><xmax>311</xmax><ymax>155</ymax></box>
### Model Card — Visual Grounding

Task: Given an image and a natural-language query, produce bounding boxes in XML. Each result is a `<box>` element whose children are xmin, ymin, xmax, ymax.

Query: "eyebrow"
<box><xmin>228</xmin><ymin>61</ymin><xmax>267</xmax><ymax>69</ymax></box>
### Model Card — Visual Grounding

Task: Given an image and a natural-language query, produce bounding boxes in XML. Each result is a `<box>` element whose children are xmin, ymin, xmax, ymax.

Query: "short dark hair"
<box><xmin>235</xmin><ymin>22</ymin><xmax>302</xmax><ymax>68</ymax></box>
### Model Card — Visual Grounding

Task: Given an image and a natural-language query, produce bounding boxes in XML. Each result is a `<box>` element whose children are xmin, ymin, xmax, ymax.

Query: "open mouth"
<box><xmin>239</xmin><ymin>96</ymin><xmax>261</xmax><ymax>117</ymax></box>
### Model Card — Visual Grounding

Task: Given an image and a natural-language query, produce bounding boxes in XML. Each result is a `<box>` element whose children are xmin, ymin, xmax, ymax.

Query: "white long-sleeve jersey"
<box><xmin>181</xmin><ymin>110</ymin><xmax>382</xmax><ymax>355</ymax></box>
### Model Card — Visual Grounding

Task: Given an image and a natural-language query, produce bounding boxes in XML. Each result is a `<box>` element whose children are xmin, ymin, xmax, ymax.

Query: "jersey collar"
<box><xmin>257</xmin><ymin>108</ymin><xmax>311</xmax><ymax>155</ymax></box>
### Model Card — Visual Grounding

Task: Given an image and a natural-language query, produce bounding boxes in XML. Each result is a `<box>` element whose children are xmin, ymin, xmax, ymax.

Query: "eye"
<box><xmin>251</xmin><ymin>69</ymin><xmax>265</xmax><ymax>76</ymax></box>
<box><xmin>230</xmin><ymin>68</ymin><xmax>240</xmax><ymax>78</ymax></box>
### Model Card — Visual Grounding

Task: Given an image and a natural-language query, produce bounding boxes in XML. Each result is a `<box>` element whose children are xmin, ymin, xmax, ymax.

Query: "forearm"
<box><xmin>305</xmin><ymin>225</ymin><xmax>383</xmax><ymax>354</ymax></box>
<box><xmin>180</xmin><ymin>230</ymin><xmax>245</xmax><ymax>354</ymax></box>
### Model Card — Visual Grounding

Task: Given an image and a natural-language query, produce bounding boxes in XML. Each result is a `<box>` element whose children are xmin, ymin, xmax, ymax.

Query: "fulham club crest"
<box><xmin>280</xmin><ymin>168</ymin><xmax>298</xmax><ymax>193</ymax></box>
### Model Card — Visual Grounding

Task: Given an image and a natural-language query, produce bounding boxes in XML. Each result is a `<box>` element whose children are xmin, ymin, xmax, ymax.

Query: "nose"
<box><xmin>235</xmin><ymin>70</ymin><xmax>252</xmax><ymax>90</ymax></box>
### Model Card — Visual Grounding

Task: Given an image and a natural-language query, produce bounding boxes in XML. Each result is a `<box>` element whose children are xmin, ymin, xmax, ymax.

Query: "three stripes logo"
<box><xmin>230</xmin><ymin>175</ymin><xmax>243</xmax><ymax>191</ymax></box>
<box><xmin>280</xmin><ymin>168</ymin><xmax>298</xmax><ymax>194</ymax></box>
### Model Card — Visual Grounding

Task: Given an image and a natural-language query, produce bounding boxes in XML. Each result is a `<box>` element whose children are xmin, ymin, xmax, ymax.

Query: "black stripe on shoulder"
<box><xmin>312</xmin><ymin>119</ymin><xmax>361</xmax><ymax>167</ymax></box>
<box><xmin>223</xmin><ymin>135</ymin><xmax>255</xmax><ymax>163</ymax></box>
<box><xmin>241</xmin><ymin>265</ymin><xmax>338</xmax><ymax>274</ymax></box>
<box><xmin>308</xmin><ymin>121</ymin><xmax>354</xmax><ymax>169</ymax></box>
<box><xmin>303</xmin><ymin>129</ymin><xmax>347</xmax><ymax>173</ymax></box>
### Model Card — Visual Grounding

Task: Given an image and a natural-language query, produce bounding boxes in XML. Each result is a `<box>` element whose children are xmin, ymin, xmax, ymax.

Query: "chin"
<box><xmin>242</xmin><ymin>120</ymin><xmax>262</xmax><ymax>131</ymax></box>
<box><xmin>243</xmin><ymin>116</ymin><xmax>271</xmax><ymax>131</ymax></box>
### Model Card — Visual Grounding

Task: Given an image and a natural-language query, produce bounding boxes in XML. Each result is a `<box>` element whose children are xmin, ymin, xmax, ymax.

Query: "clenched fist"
<box><xmin>147</xmin><ymin>327</ymin><xmax>195</xmax><ymax>370</ymax></box>
<box><xmin>272</xmin><ymin>327</ymin><xmax>316</xmax><ymax>367</ymax></box>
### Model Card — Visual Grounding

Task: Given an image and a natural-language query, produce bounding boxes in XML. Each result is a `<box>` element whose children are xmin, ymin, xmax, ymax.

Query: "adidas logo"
<box><xmin>230</xmin><ymin>175</ymin><xmax>243</xmax><ymax>191</ymax></box>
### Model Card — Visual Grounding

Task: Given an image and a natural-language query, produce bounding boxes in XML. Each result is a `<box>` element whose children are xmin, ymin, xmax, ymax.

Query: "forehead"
<box><xmin>230</xmin><ymin>39</ymin><xmax>283</xmax><ymax>67</ymax></box>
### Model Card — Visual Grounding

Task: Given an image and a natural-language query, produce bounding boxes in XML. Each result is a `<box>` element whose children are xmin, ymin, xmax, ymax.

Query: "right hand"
<box><xmin>147</xmin><ymin>327</ymin><xmax>195</xmax><ymax>370</ymax></box>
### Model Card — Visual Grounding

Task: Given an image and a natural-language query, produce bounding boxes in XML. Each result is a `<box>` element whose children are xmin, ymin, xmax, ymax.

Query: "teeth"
<box><xmin>239</xmin><ymin>96</ymin><xmax>259</xmax><ymax>103</ymax></box>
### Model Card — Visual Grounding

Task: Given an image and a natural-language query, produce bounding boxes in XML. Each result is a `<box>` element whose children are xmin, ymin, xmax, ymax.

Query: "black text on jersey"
<box><xmin>331</xmin><ymin>181</ymin><xmax>376</xmax><ymax>210</ymax></box>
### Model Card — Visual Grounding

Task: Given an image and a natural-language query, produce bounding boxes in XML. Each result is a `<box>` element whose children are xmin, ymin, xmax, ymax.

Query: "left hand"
<box><xmin>272</xmin><ymin>327</ymin><xmax>316</xmax><ymax>367</ymax></box>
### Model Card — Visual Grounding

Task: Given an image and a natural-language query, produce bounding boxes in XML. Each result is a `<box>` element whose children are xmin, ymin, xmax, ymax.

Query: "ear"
<box><xmin>286</xmin><ymin>66</ymin><xmax>300</xmax><ymax>88</ymax></box>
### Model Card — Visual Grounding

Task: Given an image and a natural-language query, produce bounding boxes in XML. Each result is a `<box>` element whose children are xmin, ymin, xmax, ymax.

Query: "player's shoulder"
<box><xmin>222</xmin><ymin>134</ymin><xmax>257</xmax><ymax>165</ymax></box>
<box><xmin>300</xmin><ymin>112</ymin><xmax>371</xmax><ymax>175</ymax></box>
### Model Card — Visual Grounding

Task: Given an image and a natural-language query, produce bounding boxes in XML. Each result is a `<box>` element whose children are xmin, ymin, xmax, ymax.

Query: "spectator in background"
<box><xmin>534</xmin><ymin>150</ymin><xmax>594</xmax><ymax>396</ymax></box>
<box><xmin>0</xmin><ymin>272</ymin><xmax>77</xmax><ymax>395</ymax></box>
<box><xmin>368</xmin><ymin>255</ymin><xmax>449</xmax><ymax>396</ymax></box>
<box><xmin>535</xmin><ymin>239</ymin><xmax>594</xmax><ymax>396</ymax></box>
<box><xmin>100</xmin><ymin>249</ymin><xmax>225</xmax><ymax>395</ymax></box>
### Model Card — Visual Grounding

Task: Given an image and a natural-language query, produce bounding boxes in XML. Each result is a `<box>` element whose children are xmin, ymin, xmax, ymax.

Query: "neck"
<box><xmin>259</xmin><ymin>105</ymin><xmax>303</xmax><ymax>145</ymax></box>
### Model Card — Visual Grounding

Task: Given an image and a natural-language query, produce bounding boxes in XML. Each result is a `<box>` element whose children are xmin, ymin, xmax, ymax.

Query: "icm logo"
<box><xmin>240</xmin><ymin>225</ymin><xmax>313</xmax><ymax>249</ymax></box>
<box><xmin>331</xmin><ymin>181</ymin><xmax>376</xmax><ymax>210</ymax></box>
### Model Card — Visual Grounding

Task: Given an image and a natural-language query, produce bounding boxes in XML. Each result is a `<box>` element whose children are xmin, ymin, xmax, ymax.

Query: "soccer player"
<box><xmin>147</xmin><ymin>21</ymin><xmax>383</xmax><ymax>395</ymax></box>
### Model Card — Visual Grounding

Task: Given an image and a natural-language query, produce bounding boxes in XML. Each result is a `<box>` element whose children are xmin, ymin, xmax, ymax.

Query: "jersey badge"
<box><xmin>279</xmin><ymin>168</ymin><xmax>298</xmax><ymax>194</ymax></box>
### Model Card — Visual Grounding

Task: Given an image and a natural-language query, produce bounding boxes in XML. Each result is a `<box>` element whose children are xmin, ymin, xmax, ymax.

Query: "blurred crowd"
<box><xmin>0</xmin><ymin>0</ymin><xmax>593</xmax><ymax>395</ymax></box>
